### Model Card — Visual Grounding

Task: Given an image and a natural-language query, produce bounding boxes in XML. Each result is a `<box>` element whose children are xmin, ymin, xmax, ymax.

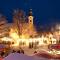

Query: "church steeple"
<box><xmin>28</xmin><ymin>9</ymin><xmax>34</xmax><ymax>26</ymax></box>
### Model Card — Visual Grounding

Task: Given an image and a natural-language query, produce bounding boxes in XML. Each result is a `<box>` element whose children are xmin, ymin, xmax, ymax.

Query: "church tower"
<box><xmin>28</xmin><ymin>9</ymin><xmax>35</xmax><ymax>37</ymax></box>
<box><xmin>28</xmin><ymin>9</ymin><xmax>34</xmax><ymax>28</ymax></box>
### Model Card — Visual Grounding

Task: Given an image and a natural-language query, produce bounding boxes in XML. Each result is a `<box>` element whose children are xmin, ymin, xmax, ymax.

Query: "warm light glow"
<box><xmin>8</xmin><ymin>28</ymin><xmax>57</xmax><ymax>47</ymax></box>
<box><xmin>9</xmin><ymin>28</ymin><xmax>19</xmax><ymax>40</ymax></box>
<box><xmin>1</xmin><ymin>24</ymin><xmax>58</xmax><ymax>48</ymax></box>
<box><xmin>47</xmin><ymin>50</ymin><xmax>60</xmax><ymax>55</ymax></box>
<box><xmin>1</xmin><ymin>37</ymin><xmax>12</xmax><ymax>41</ymax></box>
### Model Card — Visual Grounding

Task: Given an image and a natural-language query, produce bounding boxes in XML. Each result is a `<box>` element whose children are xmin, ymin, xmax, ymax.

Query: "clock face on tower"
<box><xmin>28</xmin><ymin>16</ymin><xmax>33</xmax><ymax>25</ymax></box>
<box><xmin>28</xmin><ymin>16</ymin><xmax>33</xmax><ymax>20</ymax></box>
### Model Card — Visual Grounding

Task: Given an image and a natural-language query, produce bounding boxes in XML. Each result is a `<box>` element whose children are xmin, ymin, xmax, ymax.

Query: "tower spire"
<box><xmin>29</xmin><ymin>9</ymin><xmax>33</xmax><ymax>16</ymax></box>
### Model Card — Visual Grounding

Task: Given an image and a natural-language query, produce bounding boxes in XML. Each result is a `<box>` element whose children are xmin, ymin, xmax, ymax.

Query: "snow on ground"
<box><xmin>3</xmin><ymin>53</ymin><xmax>41</xmax><ymax>60</ymax></box>
<box><xmin>3</xmin><ymin>53</ymin><xmax>60</xmax><ymax>60</ymax></box>
<box><xmin>5</xmin><ymin>45</ymin><xmax>60</xmax><ymax>60</ymax></box>
<box><xmin>18</xmin><ymin>45</ymin><xmax>48</xmax><ymax>56</ymax></box>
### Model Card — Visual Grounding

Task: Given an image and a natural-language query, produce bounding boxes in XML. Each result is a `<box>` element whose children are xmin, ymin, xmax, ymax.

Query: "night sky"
<box><xmin>0</xmin><ymin>0</ymin><xmax>60</xmax><ymax>29</ymax></box>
